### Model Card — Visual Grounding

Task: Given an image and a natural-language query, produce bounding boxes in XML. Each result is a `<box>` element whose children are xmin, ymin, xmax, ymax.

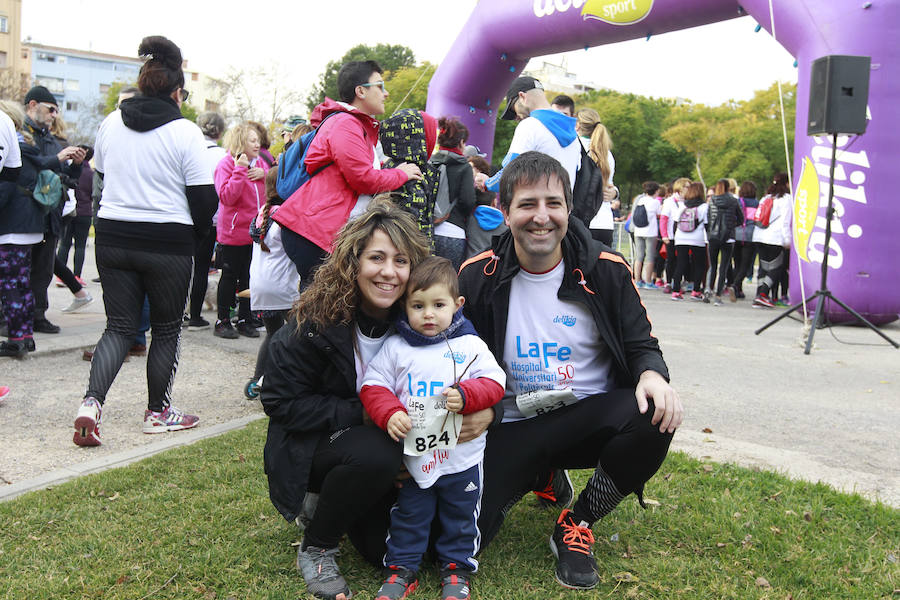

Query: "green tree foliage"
<box><xmin>102</xmin><ymin>81</ymin><xmax>134</xmax><ymax>115</ymax></box>
<box><xmin>306</xmin><ymin>44</ymin><xmax>416</xmax><ymax>111</ymax></box>
<box><xmin>383</xmin><ymin>63</ymin><xmax>436</xmax><ymax>115</ymax></box>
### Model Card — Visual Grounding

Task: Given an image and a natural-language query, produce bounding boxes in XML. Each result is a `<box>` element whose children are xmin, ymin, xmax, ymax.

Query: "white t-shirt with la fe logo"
<box><xmin>502</xmin><ymin>260</ymin><xmax>613</xmax><ymax>422</ymax></box>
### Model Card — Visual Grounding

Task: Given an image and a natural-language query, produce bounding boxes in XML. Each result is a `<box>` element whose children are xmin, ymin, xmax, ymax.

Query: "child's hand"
<box><xmin>444</xmin><ymin>388</ymin><xmax>463</xmax><ymax>413</ymax></box>
<box><xmin>386</xmin><ymin>411</ymin><xmax>412</xmax><ymax>442</ymax></box>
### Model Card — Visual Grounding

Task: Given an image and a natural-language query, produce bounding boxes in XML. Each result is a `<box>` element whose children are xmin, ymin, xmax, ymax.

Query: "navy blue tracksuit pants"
<box><xmin>383</xmin><ymin>462</ymin><xmax>482</xmax><ymax>573</ymax></box>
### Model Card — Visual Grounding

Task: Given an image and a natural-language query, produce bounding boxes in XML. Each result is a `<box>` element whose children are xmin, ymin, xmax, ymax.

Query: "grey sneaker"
<box><xmin>61</xmin><ymin>292</ymin><xmax>94</xmax><ymax>313</ymax></box>
<box><xmin>296</xmin><ymin>544</ymin><xmax>352</xmax><ymax>600</ymax></box>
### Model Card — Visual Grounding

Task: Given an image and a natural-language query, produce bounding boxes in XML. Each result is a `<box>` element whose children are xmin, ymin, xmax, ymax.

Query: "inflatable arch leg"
<box><xmin>427</xmin><ymin>0</ymin><xmax>899</xmax><ymax>323</ymax></box>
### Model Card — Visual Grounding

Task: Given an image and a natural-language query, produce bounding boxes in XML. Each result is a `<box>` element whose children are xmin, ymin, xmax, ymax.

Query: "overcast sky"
<box><xmin>22</xmin><ymin>0</ymin><xmax>797</xmax><ymax>111</ymax></box>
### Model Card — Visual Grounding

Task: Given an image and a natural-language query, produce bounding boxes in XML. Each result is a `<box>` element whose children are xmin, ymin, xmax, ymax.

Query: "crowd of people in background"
<box><xmin>621</xmin><ymin>172</ymin><xmax>793</xmax><ymax>307</ymax></box>
<box><xmin>5</xmin><ymin>33</ymin><xmax>824</xmax><ymax>600</ymax></box>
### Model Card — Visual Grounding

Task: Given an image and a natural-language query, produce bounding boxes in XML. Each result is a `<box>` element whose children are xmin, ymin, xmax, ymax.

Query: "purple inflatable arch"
<box><xmin>427</xmin><ymin>0</ymin><xmax>899</xmax><ymax>324</ymax></box>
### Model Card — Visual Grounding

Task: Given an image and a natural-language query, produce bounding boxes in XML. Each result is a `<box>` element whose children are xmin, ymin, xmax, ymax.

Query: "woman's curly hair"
<box><xmin>290</xmin><ymin>196</ymin><xmax>430</xmax><ymax>330</ymax></box>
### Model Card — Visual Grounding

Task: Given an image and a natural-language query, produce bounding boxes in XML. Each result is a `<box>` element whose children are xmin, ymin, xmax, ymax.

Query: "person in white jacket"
<box><xmin>751</xmin><ymin>173</ymin><xmax>793</xmax><ymax>308</ymax></box>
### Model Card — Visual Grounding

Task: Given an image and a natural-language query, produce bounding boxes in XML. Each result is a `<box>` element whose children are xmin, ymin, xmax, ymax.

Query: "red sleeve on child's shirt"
<box><xmin>359</xmin><ymin>385</ymin><xmax>407</xmax><ymax>430</ymax></box>
<box><xmin>457</xmin><ymin>378</ymin><xmax>505</xmax><ymax>415</ymax></box>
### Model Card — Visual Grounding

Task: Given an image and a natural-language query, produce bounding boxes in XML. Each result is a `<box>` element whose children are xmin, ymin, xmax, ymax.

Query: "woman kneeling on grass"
<box><xmin>261</xmin><ymin>198</ymin><xmax>497</xmax><ymax>600</ymax></box>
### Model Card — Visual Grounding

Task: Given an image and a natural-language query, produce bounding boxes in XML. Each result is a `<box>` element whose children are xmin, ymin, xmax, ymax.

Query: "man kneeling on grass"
<box><xmin>458</xmin><ymin>151</ymin><xmax>683</xmax><ymax>590</ymax></box>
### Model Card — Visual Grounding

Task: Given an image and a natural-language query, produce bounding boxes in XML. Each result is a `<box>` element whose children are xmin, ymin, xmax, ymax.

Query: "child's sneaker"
<box><xmin>671</xmin><ymin>292</ymin><xmax>684</xmax><ymax>301</ymax></box>
<box><xmin>635</xmin><ymin>280</ymin><xmax>645</xmax><ymax>289</ymax></box>
<box><xmin>643</xmin><ymin>281</ymin><xmax>658</xmax><ymax>290</ymax></box>
<box><xmin>549</xmin><ymin>509</ymin><xmax>599</xmax><ymax>590</ymax></box>
<box><xmin>441</xmin><ymin>564</ymin><xmax>471</xmax><ymax>600</ymax></box>
<box><xmin>663</xmin><ymin>283</ymin><xmax>672</xmax><ymax>294</ymax></box>
<box><xmin>713</xmin><ymin>296</ymin><xmax>724</xmax><ymax>306</ymax></box>
<box><xmin>690</xmin><ymin>291</ymin><xmax>704</xmax><ymax>301</ymax></box>
<box><xmin>0</xmin><ymin>386</ymin><xmax>9</xmax><ymax>403</ymax></box>
<box><xmin>73</xmin><ymin>396</ymin><xmax>102</xmax><ymax>446</ymax></box>
<box><xmin>143</xmin><ymin>405</ymin><xmax>199</xmax><ymax>434</ymax></box>
<box><xmin>375</xmin><ymin>565</ymin><xmax>418</xmax><ymax>600</ymax></box>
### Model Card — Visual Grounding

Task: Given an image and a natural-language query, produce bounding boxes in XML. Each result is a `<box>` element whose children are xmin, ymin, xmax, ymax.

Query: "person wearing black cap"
<box><xmin>22</xmin><ymin>85</ymin><xmax>87</xmax><ymax>335</ymax></box>
<box><xmin>474</xmin><ymin>76</ymin><xmax>580</xmax><ymax>197</ymax></box>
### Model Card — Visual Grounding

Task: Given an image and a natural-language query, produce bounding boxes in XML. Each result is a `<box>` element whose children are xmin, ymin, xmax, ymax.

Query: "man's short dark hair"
<box><xmin>498</xmin><ymin>151</ymin><xmax>572</xmax><ymax>212</ymax></box>
<box><xmin>642</xmin><ymin>181</ymin><xmax>659</xmax><ymax>196</ymax></box>
<box><xmin>551</xmin><ymin>94</ymin><xmax>575</xmax><ymax>114</ymax></box>
<box><xmin>337</xmin><ymin>60</ymin><xmax>383</xmax><ymax>104</ymax></box>
<box><xmin>407</xmin><ymin>256</ymin><xmax>459</xmax><ymax>299</ymax></box>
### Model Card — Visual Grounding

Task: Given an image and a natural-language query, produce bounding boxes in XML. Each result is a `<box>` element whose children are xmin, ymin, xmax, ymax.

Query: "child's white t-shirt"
<box><xmin>362</xmin><ymin>333</ymin><xmax>506</xmax><ymax>488</ymax></box>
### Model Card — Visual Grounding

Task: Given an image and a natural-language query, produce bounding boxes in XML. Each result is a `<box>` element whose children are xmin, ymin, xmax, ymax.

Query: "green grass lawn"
<box><xmin>1</xmin><ymin>420</ymin><xmax>897</xmax><ymax>599</ymax></box>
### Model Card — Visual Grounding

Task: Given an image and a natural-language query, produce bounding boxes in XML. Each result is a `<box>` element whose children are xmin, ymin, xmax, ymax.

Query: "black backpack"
<box><xmin>632</xmin><ymin>200</ymin><xmax>649</xmax><ymax>228</ymax></box>
<box><xmin>571</xmin><ymin>145</ymin><xmax>603</xmax><ymax>227</ymax></box>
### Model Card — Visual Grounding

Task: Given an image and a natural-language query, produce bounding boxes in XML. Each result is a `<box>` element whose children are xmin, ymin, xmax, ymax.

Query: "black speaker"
<box><xmin>807</xmin><ymin>55</ymin><xmax>870</xmax><ymax>136</ymax></box>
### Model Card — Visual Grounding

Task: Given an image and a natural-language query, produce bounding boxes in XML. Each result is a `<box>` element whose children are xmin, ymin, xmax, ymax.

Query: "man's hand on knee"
<box><xmin>635</xmin><ymin>370</ymin><xmax>683</xmax><ymax>434</ymax></box>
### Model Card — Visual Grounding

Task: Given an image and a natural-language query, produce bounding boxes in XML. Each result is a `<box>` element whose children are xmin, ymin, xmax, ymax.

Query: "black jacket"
<box><xmin>23</xmin><ymin>117</ymin><xmax>82</xmax><ymax>238</ymax></box>
<box><xmin>260</xmin><ymin>320</ymin><xmax>369</xmax><ymax>522</ymax></box>
<box><xmin>458</xmin><ymin>217</ymin><xmax>669</xmax><ymax>390</ymax></box>
<box><xmin>707</xmin><ymin>193</ymin><xmax>744</xmax><ymax>242</ymax></box>
<box><xmin>0</xmin><ymin>142</ymin><xmax>42</xmax><ymax>237</ymax></box>
<box><xmin>429</xmin><ymin>150</ymin><xmax>476</xmax><ymax>230</ymax></box>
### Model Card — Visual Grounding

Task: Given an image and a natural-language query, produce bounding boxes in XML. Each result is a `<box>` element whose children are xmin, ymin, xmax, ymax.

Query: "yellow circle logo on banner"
<box><xmin>581</xmin><ymin>0</ymin><xmax>654</xmax><ymax>24</ymax></box>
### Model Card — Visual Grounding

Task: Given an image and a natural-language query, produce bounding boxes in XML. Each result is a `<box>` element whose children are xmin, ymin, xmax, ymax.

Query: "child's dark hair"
<box><xmin>437</xmin><ymin>116</ymin><xmax>468</xmax><ymax>149</ymax></box>
<box><xmin>258</xmin><ymin>169</ymin><xmax>283</xmax><ymax>253</ymax></box>
<box><xmin>407</xmin><ymin>256</ymin><xmax>459</xmax><ymax>299</ymax></box>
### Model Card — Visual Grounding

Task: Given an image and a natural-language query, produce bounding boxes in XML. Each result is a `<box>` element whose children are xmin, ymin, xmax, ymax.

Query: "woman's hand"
<box><xmin>247</xmin><ymin>167</ymin><xmax>265</xmax><ymax>181</ymax></box>
<box><xmin>386</xmin><ymin>411</ymin><xmax>412</xmax><ymax>442</ymax></box>
<box><xmin>234</xmin><ymin>153</ymin><xmax>250</xmax><ymax>167</ymax></box>
<box><xmin>458</xmin><ymin>407</ymin><xmax>494</xmax><ymax>443</ymax></box>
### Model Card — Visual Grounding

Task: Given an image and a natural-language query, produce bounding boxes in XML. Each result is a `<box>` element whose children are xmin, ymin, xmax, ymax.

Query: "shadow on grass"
<box><xmin>1</xmin><ymin>420</ymin><xmax>897</xmax><ymax>599</ymax></box>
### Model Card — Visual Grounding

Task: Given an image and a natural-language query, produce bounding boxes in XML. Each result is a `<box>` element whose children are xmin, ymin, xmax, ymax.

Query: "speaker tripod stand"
<box><xmin>754</xmin><ymin>133</ymin><xmax>899</xmax><ymax>354</ymax></box>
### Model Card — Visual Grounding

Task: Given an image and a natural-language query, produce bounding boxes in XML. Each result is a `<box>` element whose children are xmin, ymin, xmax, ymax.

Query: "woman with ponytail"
<box><xmin>575</xmin><ymin>108</ymin><xmax>617</xmax><ymax>245</ymax></box>
<box><xmin>72</xmin><ymin>36</ymin><xmax>218</xmax><ymax>446</ymax></box>
<box><xmin>429</xmin><ymin>116</ymin><xmax>476</xmax><ymax>270</ymax></box>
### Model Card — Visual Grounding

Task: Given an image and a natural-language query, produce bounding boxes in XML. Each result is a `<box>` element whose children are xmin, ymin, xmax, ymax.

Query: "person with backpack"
<box><xmin>429</xmin><ymin>117</ymin><xmax>476</xmax><ymax>271</ymax></box>
<box><xmin>213</xmin><ymin>122</ymin><xmax>269</xmax><ymax>339</ymax></box>
<box><xmin>752</xmin><ymin>172</ymin><xmax>793</xmax><ymax>308</ymax></box>
<box><xmin>272</xmin><ymin>60</ymin><xmax>422</xmax><ymax>285</ymax></box>
<box><xmin>731</xmin><ymin>181</ymin><xmax>759</xmax><ymax>300</ymax></box>
<box><xmin>630</xmin><ymin>181</ymin><xmax>661</xmax><ymax>289</ymax></box>
<box><xmin>573</xmin><ymin>109</ymin><xmax>618</xmax><ymax>244</ymax></box>
<box><xmin>379</xmin><ymin>108</ymin><xmax>442</xmax><ymax>247</ymax></box>
<box><xmin>659</xmin><ymin>177</ymin><xmax>691</xmax><ymax>293</ymax></box>
<box><xmin>706</xmin><ymin>178</ymin><xmax>744</xmax><ymax>305</ymax></box>
<box><xmin>670</xmin><ymin>182</ymin><xmax>709</xmax><ymax>301</ymax></box>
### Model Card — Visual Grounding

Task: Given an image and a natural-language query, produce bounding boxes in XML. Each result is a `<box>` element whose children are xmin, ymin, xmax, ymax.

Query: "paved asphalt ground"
<box><xmin>1</xmin><ymin>238</ymin><xmax>898</xmax><ymax>507</ymax></box>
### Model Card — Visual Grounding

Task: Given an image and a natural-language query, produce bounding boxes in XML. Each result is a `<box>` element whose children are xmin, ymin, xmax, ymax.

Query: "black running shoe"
<box><xmin>549</xmin><ymin>509</ymin><xmax>599</xmax><ymax>590</ymax></box>
<box><xmin>534</xmin><ymin>469</ymin><xmax>574</xmax><ymax>510</ymax></box>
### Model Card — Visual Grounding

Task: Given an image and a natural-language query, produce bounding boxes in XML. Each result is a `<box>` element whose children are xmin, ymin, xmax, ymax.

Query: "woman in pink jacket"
<box><xmin>214</xmin><ymin>123</ymin><xmax>269</xmax><ymax>339</ymax></box>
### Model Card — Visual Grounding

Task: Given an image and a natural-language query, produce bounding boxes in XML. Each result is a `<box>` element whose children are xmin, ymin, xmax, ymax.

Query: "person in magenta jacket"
<box><xmin>272</xmin><ymin>60</ymin><xmax>422</xmax><ymax>285</ymax></box>
<box><xmin>214</xmin><ymin>122</ymin><xmax>269</xmax><ymax>339</ymax></box>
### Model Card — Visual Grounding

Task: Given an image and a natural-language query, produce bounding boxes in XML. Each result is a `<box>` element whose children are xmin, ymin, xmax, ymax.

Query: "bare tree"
<box><xmin>0</xmin><ymin>69</ymin><xmax>30</xmax><ymax>102</ymax></box>
<box><xmin>215</xmin><ymin>65</ymin><xmax>306</xmax><ymax>125</ymax></box>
